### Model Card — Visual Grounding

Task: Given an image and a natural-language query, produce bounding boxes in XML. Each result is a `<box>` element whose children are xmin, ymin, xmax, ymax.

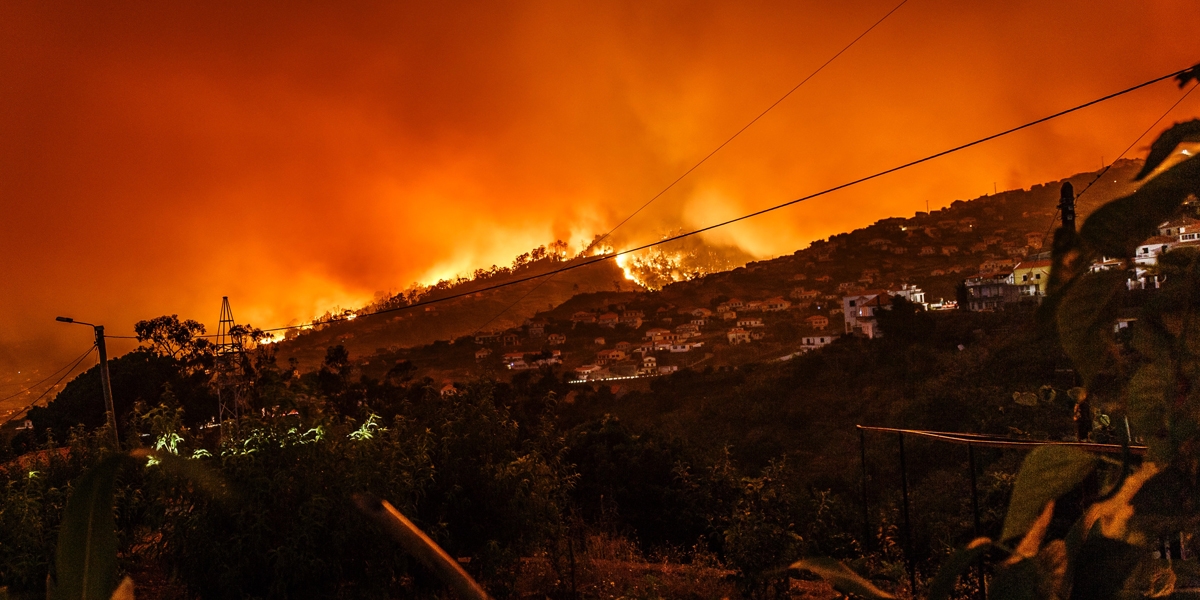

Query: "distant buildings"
<box><xmin>842</xmin><ymin>291</ymin><xmax>891</xmax><ymax>338</ymax></box>
<box><xmin>964</xmin><ymin>272</ymin><xmax>1020</xmax><ymax>311</ymax></box>
<box><xmin>805</xmin><ymin>315</ymin><xmax>829</xmax><ymax>330</ymax></box>
<box><xmin>727</xmin><ymin>328</ymin><xmax>751</xmax><ymax>344</ymax></box>
<box><xmin>801</xmin><ymin>334</ymin><xmax>838</xmax><ymax>350</ymax></box>
<box><xmin>840</xmin><ymin>285</ymin><xmax>925</xmax><ymax>338</ymax></box>
<box><xmin>1011</xmin><ymin>260</ymin><xmax>1051</xmax><ymax>297</ymax></box>
<box><xmin>736</xmin><ymin>317</ymin><xmax>764</xmax><ymax>328</ymax></box>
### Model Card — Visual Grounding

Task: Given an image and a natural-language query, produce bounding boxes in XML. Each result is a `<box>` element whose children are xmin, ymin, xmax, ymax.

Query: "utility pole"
<box><xmin>94</xmin><ymin>325</ymin><xmax>118</xmax><ymax>447</ymax></box>
<box><xmin>56</xmin><ymin>316</ymin><xmax>119</xmax><ymax>448</ymax></box>
<box><xmin>1058</xmin><ymin>181</ymin><xmax>1076</xmax><ymax>232</ymax></box>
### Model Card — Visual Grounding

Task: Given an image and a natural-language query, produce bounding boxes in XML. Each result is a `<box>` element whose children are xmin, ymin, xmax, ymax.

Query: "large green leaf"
<box><xmin>927</xmin><ymin>538</ymin><xmax>991</xmax><ymax>600</ymax></box>
<box><xmin>789</xmin><ymin>557</ymin><xmax>895</xmax><ymax>599</ymax></box>
<box><xmin>1001</xmin><ymin>446</ymin><xmax>1098</xmax><ymax>542</ymax></box>
<box><xmin>1056</xmin><ymin>271</ymin><xmax>1126</xmax><ymax>384</ymax></box>
<box><xmin>52</xmin><ymin>454</ymin><xmax>129</xmax><ymax>600</ymax></box>
<box><xmin>1084</xmin><ymin>147</ymin><xmax>1200</xmax><ymax>258</ymax></box>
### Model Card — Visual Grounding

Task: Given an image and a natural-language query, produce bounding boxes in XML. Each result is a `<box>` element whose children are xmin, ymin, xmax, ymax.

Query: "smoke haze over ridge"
<box><xmin>2</xmin><ymin>1</ymin><xmax>1199</xmax><ymax>408</ymax></box>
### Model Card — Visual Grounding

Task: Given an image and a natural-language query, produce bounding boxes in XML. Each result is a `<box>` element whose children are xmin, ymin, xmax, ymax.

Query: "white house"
<box><xmin>842</xmin><ymin>290</ymin><xmax>891</xmax><ymax>338</ymax></box>
<box><xmin>574</xmin><ymin>364</ymin><xmax>601</xmax><ymax>379</ymax></box>
<box><xmin>1136</xmin><ymin>236</ymin><xmax>1175</xmax><ymax>266</ymax></box>
<box><xmin>727</xmin><ymin>328</ymin><xmax>751</xmax><ymax>344</ymax></box>
<box><xmin>645</xmin><ymin>327</ymin><xmax>671</xmax><ymax>340</ymax></box>
<box><xmin>474</xmin><ymin>331</ymin><xmax>501</xmax><ymax>344</ymax></box>
<box><xmin>1159</xmin><ymin>215</ymin><xmax>1200</xmax><ymax>237</ymax></box>
<box><xmin>596</xmin><ymin>349</ymin><xmax>626</xmax><ymax>365</ymax></box>
<box><xmin>801</xmin><ymin>334</ymin><xmax>838</xmax><ymax>350</ymax></box>
<box><xmin>888</xmin><ymin>283</ymin><xmax>927</xmax><ymax>307</ymax></box>
<box><xmin>805</xmin><ymin>315</ymin><xmax>830</xmax><ymax>330</ymax></box>
<box><xmin>764</xmin><ymin>297</ymin><xmax>791</xmax><ymax>312</ymax></box>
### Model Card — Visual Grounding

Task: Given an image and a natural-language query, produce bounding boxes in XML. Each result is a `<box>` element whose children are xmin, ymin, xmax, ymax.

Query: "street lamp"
<box><xmin>56</xmin><ymin>316</ymin><xmax>119</xmax><ymax>448</ymax></box>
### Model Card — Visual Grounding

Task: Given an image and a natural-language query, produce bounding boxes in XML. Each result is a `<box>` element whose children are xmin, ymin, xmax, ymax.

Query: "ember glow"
<box><xmin>2</xmin><ymin>1</ymin><xmax>1199</xmax><ymax>407</ymax></box>
<box><xmin>616</xmin><ymin>234</ymin><xmax>754</xmax><ymax>290</ymax></box>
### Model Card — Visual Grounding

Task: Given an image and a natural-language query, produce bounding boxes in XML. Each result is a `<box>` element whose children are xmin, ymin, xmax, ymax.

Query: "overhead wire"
<box><xmin>1</xmin><ymin>344</ymin><xmax>97</xmax><ymax>426</ymax></box>
<box><xmin>0</xmin><ymin>344</ymin><xmax>99</xmax><ymax>403</ymax></box>
<box><xmin>465</xmin><ymin>0</ymin><xmax>910</xmax><ymax>336</ymax></box>
<box><xmin>89</xmin><ymin>63</ymin><xmax>1199</xmax><ymax>339</ymax></box>
<box><xmin>215</xmin><ymin>64</ymin><xmax>1200</xmax><ymax>335</ymax></box>
<box><xmin>1036</xmin><ymin>78</ymin><xmax>1200</xmax><ymax>249</ymax></box>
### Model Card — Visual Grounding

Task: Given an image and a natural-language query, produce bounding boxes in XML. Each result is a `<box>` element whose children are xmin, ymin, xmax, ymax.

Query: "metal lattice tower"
<box><xmin>214</xmin><ymin>296</ymin><xmax>245</xmax><ymax>437</ymax></box>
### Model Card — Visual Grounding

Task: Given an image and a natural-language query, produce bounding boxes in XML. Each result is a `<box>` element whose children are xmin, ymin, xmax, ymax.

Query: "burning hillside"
<box><xmin>616</xmin><ymin>234</ymin><xmax>754</xmax><ymax>291</ymax></box>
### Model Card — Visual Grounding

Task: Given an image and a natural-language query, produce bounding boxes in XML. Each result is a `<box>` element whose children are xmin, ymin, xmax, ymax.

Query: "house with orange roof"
<box><xmin>805</xmin><ymin>315</ymin><xmax>829</xmax><ymax>330</ymax></box>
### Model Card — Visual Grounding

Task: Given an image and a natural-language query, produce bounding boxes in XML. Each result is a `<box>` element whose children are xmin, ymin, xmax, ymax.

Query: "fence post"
<box><xmin>899</xmin><ymin>432</ymin><xmax>916</xmax><ymax>594</ymax></box>
<box><xmin>969</xmin><ymin>443</ymin><xmax>986</xmax><ymax>599</ymax></box>
<box><xmin>860</xmin><ymin>427</ymin><xmax>871</xmax><ymax>552</ymax></box>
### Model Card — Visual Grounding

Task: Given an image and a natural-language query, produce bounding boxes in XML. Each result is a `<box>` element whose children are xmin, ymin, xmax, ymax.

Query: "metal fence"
<box><xmin>855</xmin><ymin>425</ymin><xmax>1145</xmax><ymax>597</ymax></box>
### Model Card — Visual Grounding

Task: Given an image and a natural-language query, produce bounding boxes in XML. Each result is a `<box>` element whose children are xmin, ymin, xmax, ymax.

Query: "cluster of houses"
<box><xmin>962</xmin><ymin>216</ymin><xmax>1200</xmax><ymax>311</ymax></box>
<box><xmin>840</xmin><ymin>284</ymin><xmax>926</xmax><ymax>338</ymax></box>
<box><xmin>851</xmin><ymin>214</ymin><xmax>1045</xmax><ymax>262</ymax></box>
<box><xmin>568</xmin><ymin>295</ymin><xmax>818</xmax><ymax>380</ymax></box>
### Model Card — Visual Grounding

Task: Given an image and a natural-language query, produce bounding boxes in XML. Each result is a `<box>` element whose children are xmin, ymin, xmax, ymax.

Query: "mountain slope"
<box><xmin>277</xmin><ymin>159</ymin><xmax>1146</xmax><ymax>374</ymax></box>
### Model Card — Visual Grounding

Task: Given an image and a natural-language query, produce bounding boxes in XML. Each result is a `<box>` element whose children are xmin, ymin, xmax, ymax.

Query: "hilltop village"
<box><xmin>278</xmin><ymin>158</ymin><xmax>1198</xmax><ymax>388</ymax></box>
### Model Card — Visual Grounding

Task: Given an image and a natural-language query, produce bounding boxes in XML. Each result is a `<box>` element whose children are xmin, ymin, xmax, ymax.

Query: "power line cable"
<box><xmin>603</xmin><ymin>0</ymin><xmax>909</xmax><ymax>241</ymax></box>
<box><xmin>0</xmin><ymin>344</ymin><xmax>99</xmax><ymax>403</ymax></box>
<box><xmin>465</xmin><ymin>0</ymin><xmax>910</xmax><ymax>336</ymax></box>
<box><xmin>1</xmin><ymin>344</ymin><xmax>96</xmax><ymax>426</ymax></box>
<box><xmin>97</xmin><ymin>63</ymin><xmax>1199</xmax><ymax>338</ymax></box>
<box><xmin>238</xmin><ymin>64</ymin><xmax>1200</xmax><ymax>334</ymax></box>
<box><xmin>1037</xmin><ymin>79</ymin><xmax>1199</xmax><ymax>249</ymax></box>
<box><xmin>270</xmin><ymin>62</ymin><xmax>1185</xmax><ymax>332</ymax></box>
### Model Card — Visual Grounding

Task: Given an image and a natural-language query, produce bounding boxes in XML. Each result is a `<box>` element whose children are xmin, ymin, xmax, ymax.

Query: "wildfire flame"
<box><xmin>614</xmin><ymin>233</ymin><xmax>753</xmax><ymax>291</ymax></box>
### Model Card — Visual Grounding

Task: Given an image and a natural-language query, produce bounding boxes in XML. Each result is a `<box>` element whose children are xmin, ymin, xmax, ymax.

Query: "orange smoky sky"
<box><xmin>1</xmin><ymin>1</ymin><xmax>1198</xmax><ymax>400</ymax></box>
